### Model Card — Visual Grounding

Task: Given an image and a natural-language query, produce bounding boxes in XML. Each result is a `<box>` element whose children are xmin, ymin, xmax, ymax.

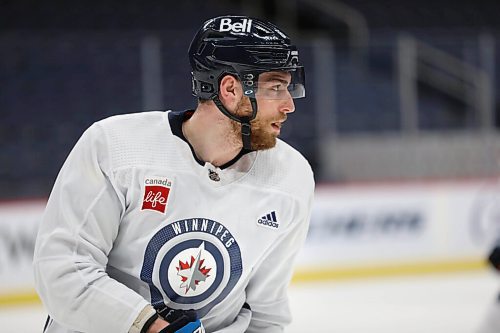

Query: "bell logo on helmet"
<box><xmin>219</xmin><ymin>18</ymin><xmax>252</xmax><ymax>33</ymax></box>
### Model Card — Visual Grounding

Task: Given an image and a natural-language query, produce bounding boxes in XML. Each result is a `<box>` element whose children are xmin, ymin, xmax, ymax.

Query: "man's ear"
<box><xmin>219</xmin><ymin>75</ymin><xmax>243</xmax><ymax>111</ymax></box>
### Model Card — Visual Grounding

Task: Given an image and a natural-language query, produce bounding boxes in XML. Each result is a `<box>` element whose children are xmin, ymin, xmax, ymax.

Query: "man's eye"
<box><xmin>272</xmin><ymin>84</ymin><xmax>283</xmax><ymax>91</ymax></box>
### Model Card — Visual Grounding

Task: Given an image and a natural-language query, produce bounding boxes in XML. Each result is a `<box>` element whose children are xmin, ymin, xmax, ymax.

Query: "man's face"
<box><xmin>232</xmin><ymin>71</ymin><xmax>295</xmax><ymax>150</ymax></box>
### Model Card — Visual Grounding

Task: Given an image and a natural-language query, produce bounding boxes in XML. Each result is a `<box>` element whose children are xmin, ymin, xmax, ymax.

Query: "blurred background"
<box><xmin>0</xmin><ymin>0</ymin><xmax>499</xmax><ymax>332</ymax></box>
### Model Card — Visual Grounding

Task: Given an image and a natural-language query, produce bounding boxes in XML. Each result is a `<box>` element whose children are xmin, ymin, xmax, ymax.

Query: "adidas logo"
<box><xmin>257</xmin><ymin>211</ymin><xmax>279</xmax><ymax>229</ymax></box>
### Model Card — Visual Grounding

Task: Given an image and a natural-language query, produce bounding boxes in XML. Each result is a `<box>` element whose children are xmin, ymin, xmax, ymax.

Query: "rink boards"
<box><xmin>294</xmin><ymin>179</ymin><xmax>498</xmax><ymax>281</ymax></box>
<box><xmin>0</xmin><ymin>179</ymin><xmax>498</xmax><ymax>305</ymax></box>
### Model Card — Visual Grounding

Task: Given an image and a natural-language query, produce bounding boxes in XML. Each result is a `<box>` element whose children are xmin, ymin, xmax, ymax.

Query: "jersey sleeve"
<box><xmin>33</xmin><ymin>123</ymin><xmax>149</xmax><ymax>333</ymax></box>
<box><xmin>245</xmin><ymin>169</ymin><xmax>315</xmax><ymax>332</ymax></box>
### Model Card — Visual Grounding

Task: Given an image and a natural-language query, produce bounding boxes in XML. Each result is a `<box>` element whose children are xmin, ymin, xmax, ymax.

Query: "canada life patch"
<box><xmin>142</xmin><ymin>176</ymin><xmax>172</xmax><ymax>214</ymax></box>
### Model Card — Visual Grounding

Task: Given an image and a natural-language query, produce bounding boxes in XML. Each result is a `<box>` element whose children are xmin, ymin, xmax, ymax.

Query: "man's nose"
<box><xmin>280</xmin><ymin>93</ymin><xmax>295</xmax><ymax>114</ymax></box>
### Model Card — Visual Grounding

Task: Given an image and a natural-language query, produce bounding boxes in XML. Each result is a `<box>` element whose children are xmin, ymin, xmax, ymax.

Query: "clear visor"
<box><xmin>241</xmin><ymin>67</ymin><xmax>305</xmax><ymax>100</ymax></box>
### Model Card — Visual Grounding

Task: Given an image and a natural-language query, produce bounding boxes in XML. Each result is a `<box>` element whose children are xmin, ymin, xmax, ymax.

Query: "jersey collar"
<box><xmin>168</xmin><ymin>110</ymin><xmax>252</xmax><ymax>170</ymax></box>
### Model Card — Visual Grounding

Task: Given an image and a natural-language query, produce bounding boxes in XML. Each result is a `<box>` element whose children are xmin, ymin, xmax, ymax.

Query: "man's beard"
<box><xmin>230</xmin><ymin>98</ymin><xmax>285</xmax><ymax>151</ymax></box>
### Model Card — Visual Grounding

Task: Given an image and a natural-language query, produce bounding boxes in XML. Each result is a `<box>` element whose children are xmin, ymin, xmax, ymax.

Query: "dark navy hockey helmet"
<box><xmin>188</xmin><ymin>15</ymin><xmax>306</xmax><ymax>101</ymax></box>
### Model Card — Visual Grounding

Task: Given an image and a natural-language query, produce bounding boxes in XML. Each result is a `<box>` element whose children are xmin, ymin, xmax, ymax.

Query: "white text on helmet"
<box><xmin>219</xmin><ymin>18</ymin><xmax>252</xmax><ymax>33</ymax></box>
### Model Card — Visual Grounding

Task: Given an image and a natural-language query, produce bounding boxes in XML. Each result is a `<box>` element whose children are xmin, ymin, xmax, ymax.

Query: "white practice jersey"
<box><xmin>33</xmin><ymin>110</ymin><xmax>315</xmax><ymax>333</ymax></box>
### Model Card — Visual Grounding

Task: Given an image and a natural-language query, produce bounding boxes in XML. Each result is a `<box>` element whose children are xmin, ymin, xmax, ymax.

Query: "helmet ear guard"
<box><xmin>190</xmin><ymin>68</ymin><xmax>236</xmax><ymax>101</ymax></box>
<box><xmin>191</xmin><ymin>73</ymin><xmax>216</xmax><ymax>99</ymax></box>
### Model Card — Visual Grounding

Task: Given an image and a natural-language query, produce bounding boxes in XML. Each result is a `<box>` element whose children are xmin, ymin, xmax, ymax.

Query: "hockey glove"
<box><xmin>157</xmin><ymin>307</ymin><xmax>205</xmax><ymax>333</ymax></box>
<box><xmin>488</xmin><ymin>245</ymin><xmax>500</xmax><ymax>271</ymax></box>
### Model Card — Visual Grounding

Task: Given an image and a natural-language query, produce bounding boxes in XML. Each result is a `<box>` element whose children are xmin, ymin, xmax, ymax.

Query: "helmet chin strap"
<box><xmin>212</xmin><ymin>96</ymin><xmax>258</xmax><ymax>151</ymax></box>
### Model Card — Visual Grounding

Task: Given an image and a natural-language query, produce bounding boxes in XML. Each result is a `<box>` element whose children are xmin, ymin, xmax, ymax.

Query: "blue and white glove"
<box><xmin>157</xmin><ymin>307</ymin><xmax>205</xmax><ymax>333</ymax></box>
<box><xmin>171</xmin><ymin>320</ymin><xmax>204</xmax><ymax>333</ymax></box>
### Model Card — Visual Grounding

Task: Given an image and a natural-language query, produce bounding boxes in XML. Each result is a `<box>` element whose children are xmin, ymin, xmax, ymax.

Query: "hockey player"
<box><xmin>476</xmin><ymin>241</ymin><xmax>500</xmax><ymax>333</ymax></box>
<box><xmin>33</xmin><ymin>15</ymin><xmax>314</xmax><ymax>333</ymax></box>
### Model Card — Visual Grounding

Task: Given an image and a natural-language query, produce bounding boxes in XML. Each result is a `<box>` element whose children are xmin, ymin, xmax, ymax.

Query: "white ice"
<box><xmin>1</xmin><ymin>270</ymin><xmax>498</xmax><ymax>333</ymax></box>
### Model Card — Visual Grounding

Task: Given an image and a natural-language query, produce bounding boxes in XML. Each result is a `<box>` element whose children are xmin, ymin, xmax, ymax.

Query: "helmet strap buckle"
<box><xmin>240</xmin><ymin>119</ymin><xmax>252</xmax><ymax>150</ymax></box>
<box><xmin>213</xmin><ymin>96</ymin><xmax>256</xmax><ymax>151</ymax></box>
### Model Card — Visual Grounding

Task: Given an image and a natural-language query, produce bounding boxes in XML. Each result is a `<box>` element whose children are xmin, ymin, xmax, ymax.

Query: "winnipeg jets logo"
<box><xmin>167</xmin><ymin>237</ymin><xmax>218</xmax><ymax>297</ymax></box>
<box><xmin>177</xmin><ymin>242</ymin><xmax>212</xmax><ymax>294</ymax></box>
<box><xmin>140</xmin><ymin>218</ymin><xmax>242</xmax><ymax>317</ymax></box>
